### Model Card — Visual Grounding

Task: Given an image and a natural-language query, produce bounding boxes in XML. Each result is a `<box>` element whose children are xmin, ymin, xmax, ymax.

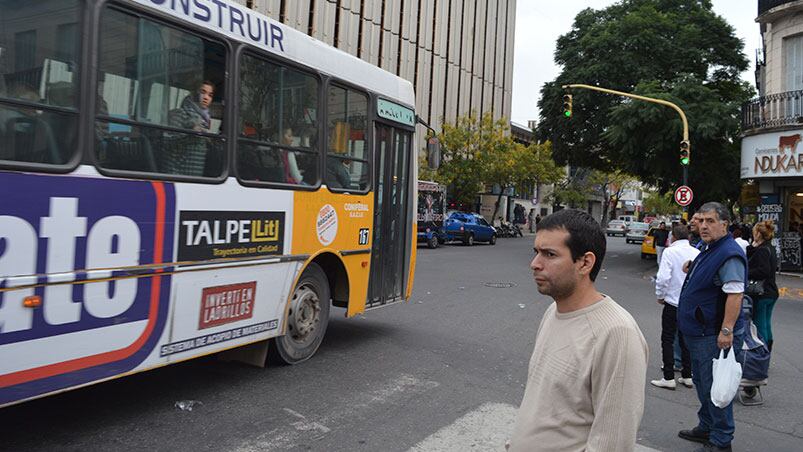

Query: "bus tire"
<box><xmin>270</xmin><ymin>263</ymin><xmax>331</xmax><ymax>365</ymax></box>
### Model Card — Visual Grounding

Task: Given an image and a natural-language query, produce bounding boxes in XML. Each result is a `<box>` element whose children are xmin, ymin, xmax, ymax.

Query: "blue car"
<box><xmin>445</xmin><ymin>212</ymin><xmax>497</xmax><ymax>246</ymax></box>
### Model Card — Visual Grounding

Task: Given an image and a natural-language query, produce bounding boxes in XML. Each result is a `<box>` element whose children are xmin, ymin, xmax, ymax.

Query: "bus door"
<box><xmin>368</xmin><ymin>124</ymin><xmax>411</xmax><ymax>307</ymax></box>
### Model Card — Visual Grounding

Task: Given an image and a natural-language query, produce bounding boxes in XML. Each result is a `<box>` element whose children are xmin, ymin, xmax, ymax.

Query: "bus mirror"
<box><xmin>427</xmin><ymin>137</ymin><xmax>441</xmax><ymax>170</ymax></box>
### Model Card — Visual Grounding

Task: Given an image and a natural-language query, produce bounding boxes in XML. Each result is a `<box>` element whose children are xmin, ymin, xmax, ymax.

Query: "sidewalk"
<box><xmin>775</xmin><ymin>273</ymin><xmax>803</xmax><ymax>301</ymax></box>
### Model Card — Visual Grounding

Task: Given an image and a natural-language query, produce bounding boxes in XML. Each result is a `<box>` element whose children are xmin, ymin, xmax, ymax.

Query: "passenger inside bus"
<box><xmin>239</xmin><ymin>126</ymin><xmax>308</xmax><ymax>185</ymax></box>
<box><xmin>162</xmin><ymin>80</ymin><xmax>215</xmax><ymax>176</ymax></box>
<box><xmin>0</xmin><ymin>82</ymin><xmax>60</xmax><ymax>164</ymax></box>
<box><xmin>326</xmin><ymin>157</ymin><xmax>353</xmax><ymax>189</ymax></box>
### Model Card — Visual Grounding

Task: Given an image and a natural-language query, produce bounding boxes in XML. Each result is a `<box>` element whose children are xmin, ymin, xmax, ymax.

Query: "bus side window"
<box><xmin>326</xmin><ymin>85</ymin><xmax>369</xmax><ymax>191</ymax></box>
<box><xmin>236</xmin><ymin>53</ymin><xmax>319</xmax><ymax>186</ymax></box>
<box><xmin>0</xmin><ymin>1</ymin><xmax>81</xmax><ymax>167</ymax></box>
<box><xmin>94</xmin><ymin>6</ymin><xmax>226</xmax><ymax>178</ymax></box>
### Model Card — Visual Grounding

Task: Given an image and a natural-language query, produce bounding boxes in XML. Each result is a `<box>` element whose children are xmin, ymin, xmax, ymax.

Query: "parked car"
<box><xmin>641</xmin><ymin>227</ymin><xmax>658</xmax><ymax>259</ymax></box>
<box><xmin>605</xmin><ymin>220</ymin><xmax>627</xmax><ymax>237</ymax></box>
<box><xmin>445</xmin><ymin>212</ymin><xmax>497</xmax><ymax>245</ymax></box>
<box><xmin>625</xmin><ymin>222</ymin><xmax>650</xmax><ymax>244</ymax></box>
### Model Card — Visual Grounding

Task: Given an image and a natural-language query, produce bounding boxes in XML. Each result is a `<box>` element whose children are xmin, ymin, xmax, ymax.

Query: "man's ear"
<box><xmin>577</xmin><ymin>251</ymin><xmax>597</xmax><ymax>277</ymax></box>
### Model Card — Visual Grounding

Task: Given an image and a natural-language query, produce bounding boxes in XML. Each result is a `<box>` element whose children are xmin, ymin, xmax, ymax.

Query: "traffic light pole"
<box><xmin>562</xmin><ymin>83</ymin><xmax>691</xmax><ymax>214</ymax></box>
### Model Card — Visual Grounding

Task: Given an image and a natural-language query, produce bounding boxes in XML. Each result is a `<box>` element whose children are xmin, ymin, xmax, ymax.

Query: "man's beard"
<box><xmin>537</xmin><ymin>277</ymin><xmax>576</xmax><ymax>301</ymax></box>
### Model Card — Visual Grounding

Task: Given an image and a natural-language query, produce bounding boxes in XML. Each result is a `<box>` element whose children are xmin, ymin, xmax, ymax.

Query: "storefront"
<box><xmin>741</xmin><ymin>129</ymin><xmax>803</xmax><ymax>271</ymax></box>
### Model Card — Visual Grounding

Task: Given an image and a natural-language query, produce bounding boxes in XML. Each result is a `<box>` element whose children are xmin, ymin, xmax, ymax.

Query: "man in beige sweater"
<box><xmin>509</xmin><ymin>209</ymin><xmax>649</xmax><ymax>452</ymax></box>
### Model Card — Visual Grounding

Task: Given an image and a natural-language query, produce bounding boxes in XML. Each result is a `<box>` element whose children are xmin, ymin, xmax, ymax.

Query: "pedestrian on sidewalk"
<box><xmin>677</xmin><ymin>202</ymin><xmax>746</xmax><ymax>452</ymax></box>
<box><xmin>651</xmin><ymin>223</ymin><xmax>699</xmax><ymax>390</ymax></box>
<box><xmin>732</xmin><ymin>228</ymin><xmax>749</xmax><ymax>254</ymax></box>
<box><xmin>508</xmin><ymin>209</ymin><xmax>648</xmax><ymax>452</ymax></box>
<box><xmin>528</xmin><ymin>208</ymin><xmax>537</xmax><ymax>233</ymax></box>
<box><xmin>689</xmin><ymin>213</ymin><xmax>705</xmax><ymax>250</ymax></box>
<box><xmin>654</xmin><ymin>222</ymin><xmax>669</xmax><ymax>265</ymax></box>
<box><xmin>747</xmin><ymin>220</ymin><xmax>778</xmax><ymax>352</ymax></box>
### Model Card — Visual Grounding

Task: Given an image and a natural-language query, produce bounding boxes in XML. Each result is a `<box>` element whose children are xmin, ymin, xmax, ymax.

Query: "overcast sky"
<box><xmin>511</xmin><ymin>0</ymin><xmax>763</xmax><ymax>126</ymax></box>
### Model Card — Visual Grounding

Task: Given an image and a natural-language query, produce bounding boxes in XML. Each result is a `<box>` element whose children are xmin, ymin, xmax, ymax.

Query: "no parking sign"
<box><xmin>674</xmin><ymin>186</ymin><xmax>693</xmax><ymax>207</ymax></box>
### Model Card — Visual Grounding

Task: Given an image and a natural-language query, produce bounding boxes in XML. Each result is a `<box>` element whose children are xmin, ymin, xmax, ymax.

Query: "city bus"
<box><xmin>0</xmin><ymin>0</ymin><xmax>419</xmax><ymax>407</ymax></box>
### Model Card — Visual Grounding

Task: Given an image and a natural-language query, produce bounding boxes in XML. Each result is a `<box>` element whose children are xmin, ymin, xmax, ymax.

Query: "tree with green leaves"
<box><xmin>537</xmin><ymin>0</ymin><xmax>753</xmax><ymax>209</ymax></box>
<box><xmin>588</xmin><ymin>170</ymin><xmax>639</xmax><ymax>225</ymax></box>
<box><xmin>548</xmin><ymin>168</ymin><xmax>638</xmax><ymax>225</ymax></box>
<box><xmin>642</xmin><ymin>190</ymin><xmax>682</xmax><ymax>216</ymax></box>
<box><xmin>434</xmin><ymin>112</ymin><xmax>563</xmax><ymax>216</ymax></box>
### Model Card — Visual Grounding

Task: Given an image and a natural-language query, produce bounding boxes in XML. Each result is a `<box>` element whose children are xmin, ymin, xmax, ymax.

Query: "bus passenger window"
<box><xmin>236</xmin><ymin>53</ymin><xmax>319</xmax><ymax>186</ymax></box>
<box><xmin>0</xmin><ymin>0</ymin><xmax>81</xmax><ymax>166</ymax></box>
<box><xmin>94</xmin><ymin>7</ymin><xmax>225</xmax><ymax>178</ymax></box>
<box><xmin>326</xmin><ymin>86</ymin><xmax>369</xmax><ymax>191</ymax></box>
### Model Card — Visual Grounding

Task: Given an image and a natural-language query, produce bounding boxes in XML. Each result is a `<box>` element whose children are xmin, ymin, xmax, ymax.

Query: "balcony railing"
<box><xmin>741</xmin><ymin>90</ymin><xmax>803</xmax><ymax>132</ymax></box>
<box><xmin>759</xmin><ymin>0</ymin><xmax>798</xmax><ymax>16</ymax></box>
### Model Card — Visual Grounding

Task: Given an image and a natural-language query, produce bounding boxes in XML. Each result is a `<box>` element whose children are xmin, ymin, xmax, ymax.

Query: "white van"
<box><xmin>618</xmin><ymin>215</ymin><xmax>636</xmax><ymax>224</ymax></box>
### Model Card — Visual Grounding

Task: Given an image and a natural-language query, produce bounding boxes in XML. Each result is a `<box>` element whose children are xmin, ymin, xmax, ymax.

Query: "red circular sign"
<box><xmin>674</xmin><ymin>185</ymin><xmax>693</xmax><ymax>207</ymax></box>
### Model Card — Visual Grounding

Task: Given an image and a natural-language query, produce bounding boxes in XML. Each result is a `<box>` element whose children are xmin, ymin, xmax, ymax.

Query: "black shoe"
<box><xmin>679</xmin><ymin>427</ymin><xmax>710</xmax><ymax>444</ymax></box>
<box><xmin>692</xmin><ymin>442</ymin><xmax>732</xmax><ymax>452</ymax></box>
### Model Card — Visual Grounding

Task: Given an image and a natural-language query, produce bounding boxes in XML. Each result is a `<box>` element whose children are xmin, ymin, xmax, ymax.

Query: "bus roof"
<box><xmin>132</xmin><ymin>0</ymin><xmax>415</xmax><ymax>108</ymax></box>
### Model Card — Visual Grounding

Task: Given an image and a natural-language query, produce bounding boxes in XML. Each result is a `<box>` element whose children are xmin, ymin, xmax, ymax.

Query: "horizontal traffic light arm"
<box><xmin>561</xmin><ymin>84</ymin><xmax>689</xmax><ymax>142</ymax></box>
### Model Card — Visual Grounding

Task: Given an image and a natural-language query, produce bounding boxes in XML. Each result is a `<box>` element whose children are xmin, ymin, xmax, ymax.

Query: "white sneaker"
<box><xmin>650</xmin><ymin>378</ymin><xmax>676</xmax><ymax>390</ymax></box>
<box><xmin>678</xmin><ymin>378</ymin><xmax>694</xmax><ymax>388</ymax></box>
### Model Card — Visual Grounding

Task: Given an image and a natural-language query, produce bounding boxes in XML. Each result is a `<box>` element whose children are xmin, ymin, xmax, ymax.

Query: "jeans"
<box><xmin>662</xmin><ymin>304</ymin><xmax>691</xmax><ymax>379</ymax></box>
<box><xmin>754</xmin><ymin>297</ymin><xmax>778</xmax><ymax>342</ymax></box>
<box><xmin>683</xmin><ymin>333</ymin><xmax>744</xmax><ymax>447</ymax></box>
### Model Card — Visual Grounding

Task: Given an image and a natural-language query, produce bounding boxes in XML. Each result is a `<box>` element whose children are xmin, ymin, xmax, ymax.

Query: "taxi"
<box><xmin>641</xmin><ymin>227</ymin><xmax>657</xmax><ymax>259</ymax></box>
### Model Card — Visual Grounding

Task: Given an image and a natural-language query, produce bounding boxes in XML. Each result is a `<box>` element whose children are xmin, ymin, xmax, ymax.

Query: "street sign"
<box><xmin>674</xmin><ymin>185</ymin><xmax>693</xmax><ymax>207</ymax></box>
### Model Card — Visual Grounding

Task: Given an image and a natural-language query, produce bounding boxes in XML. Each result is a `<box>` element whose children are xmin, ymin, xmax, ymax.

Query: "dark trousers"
<box><xmin>662</xmin><ymin>304</ymin><xmax>691</xmax><ymax>379</ymax></box>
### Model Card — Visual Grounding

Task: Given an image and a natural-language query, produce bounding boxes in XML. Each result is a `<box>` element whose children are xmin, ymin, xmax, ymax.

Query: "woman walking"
<box><xmin>747</xmin><ymin>220</ymin><xmax>779</xmax><ymax>351</ymax></box>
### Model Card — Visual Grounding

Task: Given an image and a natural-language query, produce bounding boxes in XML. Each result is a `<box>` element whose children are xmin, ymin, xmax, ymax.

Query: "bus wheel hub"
<box><xmin>289</xmin><ymin>285</ymin><xmax>320</xmax><ymax>341</ymax></box>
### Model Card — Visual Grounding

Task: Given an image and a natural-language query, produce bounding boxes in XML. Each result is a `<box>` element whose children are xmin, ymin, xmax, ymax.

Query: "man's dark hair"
<box><xmin>536</xmin><ymin>209</ymin><xmax>606</xmax><ymax>281</ymax></box>
<box><xmin>671</xmin><ymin>223</ymin><xmax>689</xmax><ymax>241</ymax></box>
<box><xmin>698</xmin><ymin>201</ymin><xmax>731</xmax><ymax>223</ymax></box>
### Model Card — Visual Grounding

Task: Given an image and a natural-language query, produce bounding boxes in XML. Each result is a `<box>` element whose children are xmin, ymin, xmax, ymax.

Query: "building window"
<box><xmin>785</xmin><ymin>34</ymin><xmax>803</xmax><ymax>92</ymax></box>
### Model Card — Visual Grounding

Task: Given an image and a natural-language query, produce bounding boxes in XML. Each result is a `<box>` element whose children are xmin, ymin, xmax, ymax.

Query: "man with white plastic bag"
<box><xmin>677</xmin><ymin>202</ymin><xmax>745</xmax><ymax>452</ymax></box>
<box><xmin>710</xmin><ymin>348</ymin><xmax>742</xmax><ymax>408</ymax></box>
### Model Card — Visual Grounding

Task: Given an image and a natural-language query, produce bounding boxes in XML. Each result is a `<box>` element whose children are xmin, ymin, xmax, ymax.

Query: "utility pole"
<box><xmin>562</xmin><ymin>84</ymin><xmax>691</xmax><ymax>217</ymax></box>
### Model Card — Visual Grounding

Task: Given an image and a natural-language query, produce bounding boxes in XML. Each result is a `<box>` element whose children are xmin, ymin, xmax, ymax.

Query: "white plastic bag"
<box><xmin>711</xmin><ymin>347</ymin><xmax>742</xmax><ymax>408</ymax></box>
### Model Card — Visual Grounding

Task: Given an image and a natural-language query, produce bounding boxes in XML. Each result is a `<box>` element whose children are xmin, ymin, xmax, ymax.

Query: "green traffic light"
<box><xmin>564</xmin><ymin>111</ymin><xmax>572</xmax><ymax>118</ymax></box>
<box><xmin>681</xmin><ymin>157</ymin><xmax>689</xmax><ymax>165</ymax></box>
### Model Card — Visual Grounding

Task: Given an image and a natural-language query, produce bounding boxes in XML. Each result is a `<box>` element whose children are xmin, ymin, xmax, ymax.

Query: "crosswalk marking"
<box><xmin>408</xmin><ymin>402</ymin><xmax>662</xmax><ymax>452</ymax></box>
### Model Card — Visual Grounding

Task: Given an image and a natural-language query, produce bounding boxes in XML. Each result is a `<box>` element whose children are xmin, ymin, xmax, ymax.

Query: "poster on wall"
<box><xmin>779</xmin><ymin>232</ymin><xmax>802</xmax><ymax>272</ymax></box>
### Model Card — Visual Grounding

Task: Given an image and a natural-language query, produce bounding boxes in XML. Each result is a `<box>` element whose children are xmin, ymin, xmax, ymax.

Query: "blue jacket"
<box><xmin>678</xmin><ymin>234</ymin><xmax>746</xmax><ymax>337</ymax></box>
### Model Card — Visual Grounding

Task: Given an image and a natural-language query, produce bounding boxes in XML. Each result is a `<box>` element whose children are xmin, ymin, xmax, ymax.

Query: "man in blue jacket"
<box><xmin>677</xmin><ymin>202</ymin><xmax>746</xmax><ymax>452</ymax></box>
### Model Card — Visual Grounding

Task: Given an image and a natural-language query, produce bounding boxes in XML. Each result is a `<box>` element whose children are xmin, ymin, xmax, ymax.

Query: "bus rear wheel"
<box><xmin>270</xmin><ymin>263</ymin><xmax>331</xmax><ymax>365</ymax></box>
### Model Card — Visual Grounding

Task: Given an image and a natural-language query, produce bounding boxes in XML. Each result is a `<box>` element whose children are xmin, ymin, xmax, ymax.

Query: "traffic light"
<box><xmin>562</xmin><ymin>94</ymin><xmax>573</xmax><ymax>118</ymax></box>
<box><xmin>679</xmin><ymin>140</ymin><xmax>690</xmax><ymax>165</ymax></box>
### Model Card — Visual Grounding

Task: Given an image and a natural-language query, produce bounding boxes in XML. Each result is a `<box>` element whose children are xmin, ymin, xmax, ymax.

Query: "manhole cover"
<box><xmin>484</xmin><ymin>282</ymin><xmax>517</xmax><ymax>288</ymax></box>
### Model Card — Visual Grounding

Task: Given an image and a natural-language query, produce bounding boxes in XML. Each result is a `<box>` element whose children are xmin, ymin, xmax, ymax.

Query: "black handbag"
<box><xmin>746</xmin><ymin>279</ymin><xmax>765</xmax><ymax>298</ymax></box>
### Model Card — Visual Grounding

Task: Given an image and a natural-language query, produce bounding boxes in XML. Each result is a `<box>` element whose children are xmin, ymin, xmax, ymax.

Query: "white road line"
<box><xmin>408</xmin><ymin>402</ymin><xmax>663</xmax><ymax>452</ymax></box>
<box><xmin>233</xmin><ymin>373</ymin><xmax>440</xmax><ymax>452</ymax></box>
<box><xmin>407</xmin><ymin>402</ymin><xmax>516</xmax><ymax>451</ymax></box>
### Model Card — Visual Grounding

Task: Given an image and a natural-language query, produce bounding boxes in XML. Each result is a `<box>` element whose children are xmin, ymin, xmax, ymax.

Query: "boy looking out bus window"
<box><xmin>163</xmin><ymin>80</ymin><xmax>215</xmax><ymax>176</ymax></box>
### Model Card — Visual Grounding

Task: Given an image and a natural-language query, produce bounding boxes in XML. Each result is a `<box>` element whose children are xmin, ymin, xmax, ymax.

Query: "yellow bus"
<box><xmin>0</xmin><ymin>0</ymin><xmax>419</xmax><ymax>407</ymax></box>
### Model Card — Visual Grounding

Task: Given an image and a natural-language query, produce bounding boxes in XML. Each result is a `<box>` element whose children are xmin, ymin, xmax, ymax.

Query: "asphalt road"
<box><xmin>2</xmin><ymin>235</ymin><xmax>802</xmax><ymax>451</ymax></box>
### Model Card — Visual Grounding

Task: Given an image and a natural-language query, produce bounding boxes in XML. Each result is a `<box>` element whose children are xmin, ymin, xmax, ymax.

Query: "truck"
<box><xmin>417</xmin><ymin>181</ymin><xmax>447</xmax><ymax>248</ymax></box>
